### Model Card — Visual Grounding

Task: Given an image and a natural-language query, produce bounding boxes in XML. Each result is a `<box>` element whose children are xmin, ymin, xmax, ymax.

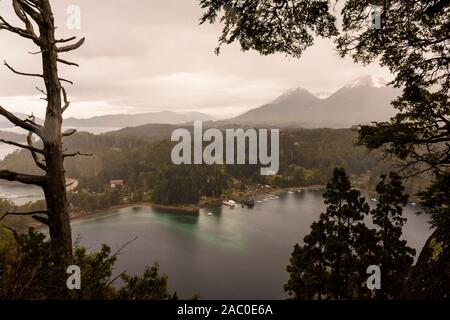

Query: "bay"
<box><xmin>71</xmin><ymin>190</ymin><xmax>431</xmax><ymax>299</ymax></box>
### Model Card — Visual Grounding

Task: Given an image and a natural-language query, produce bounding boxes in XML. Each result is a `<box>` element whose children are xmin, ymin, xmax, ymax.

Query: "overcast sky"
<box><xmin>0</xmin><ymin>0</ymin><xmax>392</xmax><ymax>119</ymax></box>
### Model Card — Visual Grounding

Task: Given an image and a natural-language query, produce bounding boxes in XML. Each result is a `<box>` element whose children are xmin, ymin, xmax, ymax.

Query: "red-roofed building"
<box><xmin>110</xmin><ymin>179</ymin><xmax>124</xmax><ymax>188</ymax></box>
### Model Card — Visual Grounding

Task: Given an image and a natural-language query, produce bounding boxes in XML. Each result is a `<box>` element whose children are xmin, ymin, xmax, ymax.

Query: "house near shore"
<box><xmin>110</xmin><ymin>179</ymin><xmax>124</xmax><ymax>188</ymax></box>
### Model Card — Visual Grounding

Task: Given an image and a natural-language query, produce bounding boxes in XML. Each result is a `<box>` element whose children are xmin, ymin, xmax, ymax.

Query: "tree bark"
<box><xmin>39</xmin><ymin>1</ymin><xmax>72</xmax><ymax>259</ymax></box>
<box><xmin>0</xmin><ymin>0</ymin><xmax>85</xmax><ymax>262</ymax></box>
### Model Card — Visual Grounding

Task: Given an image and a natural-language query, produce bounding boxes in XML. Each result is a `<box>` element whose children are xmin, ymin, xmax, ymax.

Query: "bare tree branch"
<box><xmin>63</xmin><ymin>151</ymin><xmax>93</xmax><ymax>158</ymax></box>
<box><xmin>54</xmin><ymin>36</ymin><xmax>76</xmax><ymax>44</ymax></box>
<box><xmin>57</xmin><ymin>37</ymin><xmax>85</xmax><ymax>53</ymax></box>
<box><xmin>12</xmin><ymin>0</ymin><xmax>38</xmax><ymax>39</ymax></box>
<box><xmin>15</xmin><ymin>0</ymin><xmax>43</xmax><ymax>24</ymax></box>
<box><xmin>27</xmin><ymin>127</ymin><xmax>47</xmax><ymax>171</ymax></box>
<box><xmin>65</xmin><ymin>181</ymin><xmax>75</xmax><ymax>188</ymax></box>
<box><xmin>62</xmin><ymin>128</ymin><xmax>77</xmax><ymax>137</ymax></box>
<box><xmin>60</xmin><ymin>78</ymin><xmax>74</xmax><ymax>85</ymax></box>
<box><xmin>0</xmin><ymin>105</ymin><xmax>41</xmax><ymax>136</ymax></box>
<box><xmin>0</xmin><ymin>170</ymin><xmax>46</xmax><ymax>186</ymax></box>
<box><xmin>3</xmin><ymin>60</ymin><xmax>43</xmax><ymax>79</ymax></box>
<box><xmin>32</xmin><ymin>215</ymin><xmax>49</xmax><ymax>226</ymax></box>
<box><xmin>57</xmin><ymin>58</ymin><xmax>79</xmax><ymax>67</ymax></box>
<box><xmin>35</xmin><ymin>86</ymin><xmax>47</xmax><ymax>97</ymax></box>
<box><xmin>0</xmin><ymin>15</ymin><xmax>40</xmax><ymax>44</ymax></box>
<box><xmin>3</xmin><ymin>61</ymin><xmax>74</xmax><ymax>84</ymax></box>
<box><xmin>61</xmin><ymin>87</ymin><xmax>70</xmax><ymax>113</ymax></box>
<box><xmin>24</xmin><ymin>116</ymin><xmax>41</xmax><ymax>128</ymax></box>
<box><xmin>0</xmin><ymin>210</ymin><xmax>48</xmax><ymax>222</ymax></box>
<box><xmin>28</xmin><ymin>50</ymin><xmax>45</xmax><ymax>55</ymax></box>
<box><xmin>0</xmin><ymin>138</ymin><xmax>44</xmax><ymax>154</ymax></box>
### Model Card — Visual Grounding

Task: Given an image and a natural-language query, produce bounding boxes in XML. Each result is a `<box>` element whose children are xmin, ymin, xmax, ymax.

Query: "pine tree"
<box><xmin>286</xmin><ymin>169</ymin><xmax>418</xmax><ymax>300</ymax></box>
<box><xmin>285</xmin><ymin>168</ymin><xmax>371</xmax><ymax>299</ymax></box>
<box><xmin>323</xmin><ymin>168</ymin><xmax>370</xmax><ymax>299</ymax></box>
<box><xmin>285</xmin><ymin>218</ymin><xmax>329</xmax><ymax>299</ymax></box>
<box><xmin>371</xmin><ymin>173</ymin><xmax>415</xmax><ymax>299</ymax></box>
<box><xmin>352</xmin><ymin>223</ymin><xmax>380</xmax><ymax>299</ymax></box>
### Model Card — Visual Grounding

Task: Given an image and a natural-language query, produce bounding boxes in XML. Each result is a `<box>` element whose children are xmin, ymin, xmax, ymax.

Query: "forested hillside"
<box><xmin>0</xmin><ymin>126</ymin><xmax>428</xmax><ymax>210</ymax></box>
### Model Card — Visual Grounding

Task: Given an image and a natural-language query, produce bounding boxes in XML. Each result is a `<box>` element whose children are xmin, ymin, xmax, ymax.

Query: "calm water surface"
<box><xmin>0</xmin><ymin>183</ymin><xmax>44</xmax><ymax>205</ymax></box>
<box><xmin>71</xmin><ymin>190</ymin><xmax>432</xmax><ymax>299</ymax></box>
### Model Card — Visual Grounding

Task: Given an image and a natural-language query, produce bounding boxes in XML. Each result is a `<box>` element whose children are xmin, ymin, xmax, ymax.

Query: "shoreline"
<box><xmin>68</xmin><ymin>202</ymin><xmax>200</xmax><ymax>225</ymax></box>
<box><xmin>32</xmin><ymin>183</ymin><xmax>418</xmax><ymax>229</ymax></box>
<box><xmin>65</xmin><ymin>185</ymin><xmax>327</xmax><ymax>224</ymax></box>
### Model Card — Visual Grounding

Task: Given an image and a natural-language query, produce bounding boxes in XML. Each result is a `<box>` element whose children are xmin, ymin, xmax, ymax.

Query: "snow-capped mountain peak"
<box><xmin>313</xmin><ymin>91</ymin><xmax>332</xmax><ymax>99</ymax></box>
<box><xmin>345</xmin><ymin>75</ymin><xmax>387</xmax><ymax>89</ymax></box>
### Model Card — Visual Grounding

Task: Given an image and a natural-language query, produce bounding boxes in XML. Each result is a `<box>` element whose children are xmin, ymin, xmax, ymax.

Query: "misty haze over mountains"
<box><xmin>0</xmin><ymin>111</ymin><xmax>215</xmax><ymax>129</ymax></box>
<box><xmin>226</xmin><ymin>76</ymin><xmax>400</xmax><ymax>128</ymax></box>
<box><xmin>0</xmin><ymin>76</ymin><xmax>400</xmax><ymax>131</ymax></box>
<box><xmin>63</xmin><ymin>111</ymin><xmax>215</xmax><ymax>128</ymax></box>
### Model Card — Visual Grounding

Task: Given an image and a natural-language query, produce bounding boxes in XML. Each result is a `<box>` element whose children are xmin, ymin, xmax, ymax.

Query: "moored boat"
<box><xmin>223</xmin><ymin>200</ymin><xmax>236</xmax><ymax>207</ymax></box>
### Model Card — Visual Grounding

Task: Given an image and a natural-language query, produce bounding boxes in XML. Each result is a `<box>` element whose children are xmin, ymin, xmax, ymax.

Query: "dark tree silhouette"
<box><xmin>285</xmin><ymin>169</ymin><xmax>415</xmax><ymax>300</ymax></box>
<box><xmin>0</xmin><ymin>0</ymin><xmax>85</xmax><ymax>261</ymax></box>
<box><xmin>336</xmin><ymin>1</ymin><xmax>449</xmax><ymax>299</ymax></box>
<box><xmin>285</xmin><ymin>168</ymin><xmax>373</xmax><ymax>300</ymax></box>
<box><xmin>371</xmin><ymin>173</ymin><xmax>415</xmax><ymax>299</ymax></box>
<box><xmin>199</xmin><ymin>0</ymin><xmax>338</xmax><ymax>57</ymax></box>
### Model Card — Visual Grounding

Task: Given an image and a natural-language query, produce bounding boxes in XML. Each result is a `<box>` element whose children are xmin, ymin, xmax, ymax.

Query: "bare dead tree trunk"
<box><xmin>0</xmin><ymin>0</ymin><xmax>86</xmax><ymax>261</ymax></box>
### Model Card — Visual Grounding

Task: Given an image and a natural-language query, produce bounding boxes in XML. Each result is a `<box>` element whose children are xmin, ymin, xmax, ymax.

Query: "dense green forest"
<box><xmin>0</xmin><ymin>126</ymin><xmax>428</xmax><ymax>214</ymax></box>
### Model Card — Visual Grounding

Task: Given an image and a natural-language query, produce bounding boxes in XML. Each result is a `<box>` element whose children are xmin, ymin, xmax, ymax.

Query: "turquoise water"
<box><xmin>71</xmin><ymin>190</ymin><xmax>432</xmax><ymax>299</ymax></box>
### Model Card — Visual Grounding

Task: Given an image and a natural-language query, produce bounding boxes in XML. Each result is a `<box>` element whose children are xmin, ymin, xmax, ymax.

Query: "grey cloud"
<box><xmin>0</xmin><ymin>0</ymin><xmax>392</xmax><ymax>119</ymax></box>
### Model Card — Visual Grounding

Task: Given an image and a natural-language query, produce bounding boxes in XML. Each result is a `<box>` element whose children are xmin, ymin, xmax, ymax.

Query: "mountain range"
<box><xmin>0</xmin><ymin>76</ymin><xmax>400</xmax><ymax>130</ymax></box>
<box><xmin>0</xmin><ymin>111</ymin><xmax>215</xmax><ymax>129</ymax></box>
<box><xmin>0</xmin><ymin>113</ymin><xmax>39</xmax><ymax>129</ymax></box>
<box><xmin>226</xmin><ymin>76</ymin><xmax>400</xmax><ymax>128</ymax></box>
<box><xmin>0</xmin><ymin>130</ymin><xmax>28</xmax><ymax>143</ymax></box>
<box><xmin>63</xmin><ymin>111</ymin><xmax>215</xmax><ymax>128</ymax></box>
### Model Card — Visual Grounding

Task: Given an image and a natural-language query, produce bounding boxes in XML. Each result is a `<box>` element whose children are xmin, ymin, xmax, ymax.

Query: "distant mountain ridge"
<box><xmin>0</xmin><ymin>112</ymin><xmax>43</xmax><ymax>129</ymax></box>
<box><xmin>0</xmin><ymin>111</ymin><xmax>214</xmax><ymax>129</ymax></box>
<box><xmin>227</xmin><ymin>76</ymin><xmax>400</xmax><ymax>128</ymax></box>
<box><xmin>101</xmin><ymin>123</ymin><xmax>179</xmax><ymax>141</ymax></box>
<box><xmin>0</xmin><ymin>130</ymin><xmax>28</xmax><ymax>143</ymax></box>
<box><xmin>0</xmin><ymin>76</ymin><xmax>399</xmax><ymax>130</ymax></box>
<box><xmin>63</xmin><ymin>111</ymin><xmax>215</xmax><ymax>128</ymax></box>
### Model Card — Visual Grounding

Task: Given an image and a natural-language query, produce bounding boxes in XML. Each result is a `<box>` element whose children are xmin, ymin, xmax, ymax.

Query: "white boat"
<box><xmin>371</xmin><ymin>198</ymin><xmax>377</xmax><ymax>202</ymax></box>
<box><xmin>207</xmin><ymin>212</ymin><xmax>214</xmax><ymax>216</ymax></box>
<box><xmin>411</xmin><ymin>202</ymin><xmax>417</xmax><ymax>206</ymax></box>
<box><xmin>257</xmin><ymin>200</ymin><xmax>262</xmax><ymax>203</ymax></box>
<box><xmin>288</xmin><ymin>191</ymin><xmax>294</xmax><ymax>195</ymax></box>
<box><xmin>223</xmin><ymin>200</ymin><xmax>236</xmax><ymax>207</ymax></box>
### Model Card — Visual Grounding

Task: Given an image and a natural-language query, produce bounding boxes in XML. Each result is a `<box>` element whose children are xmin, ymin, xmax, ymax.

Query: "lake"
<box><xmin>0</xmin><ymin>126</ymin><xmax>115</xmax><ymax>205</ymax></box>
<box><xmin>0</xmin><ymin>183</ymin><xmax>44</xmax><ymax>205</ymax></box>
<box><xmin>71</xmin><ymin>190</ymin><xmax>432</xmax><ymax>299</ymax></box>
